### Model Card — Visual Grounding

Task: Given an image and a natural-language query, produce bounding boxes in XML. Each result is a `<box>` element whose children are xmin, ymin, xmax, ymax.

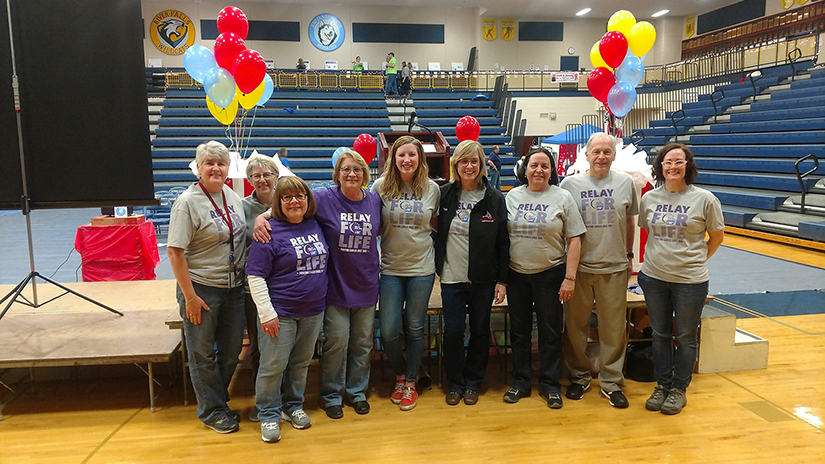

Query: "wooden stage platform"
<box><xmin>0</xmin><ymin>280</ymin><xmax>181</xmax><ymax>416</ymax></box>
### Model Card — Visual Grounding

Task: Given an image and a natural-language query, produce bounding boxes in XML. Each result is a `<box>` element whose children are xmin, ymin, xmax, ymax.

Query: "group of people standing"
<box><xmin>167</xmin><ymin>132</ymin><xmax>723</xmax><ymax>443</ymax></box>
<box><xmin>384</xmin><ymin>52</ymin><xmax>412</xmax><ymax>96</ymax></box>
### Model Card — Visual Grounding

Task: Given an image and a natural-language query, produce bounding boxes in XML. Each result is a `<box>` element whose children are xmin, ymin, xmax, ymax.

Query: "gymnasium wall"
<box><xmin>514</xmin><ymin>96</ymin><xmax>598</xmax><ymax>136</ymax></box>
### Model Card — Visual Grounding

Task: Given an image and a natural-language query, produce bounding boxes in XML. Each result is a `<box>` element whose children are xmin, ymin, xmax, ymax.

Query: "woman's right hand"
<box><xmin>185</xmin><ymin>295</ymin><xmax>210</xmax><ymax>325</ymax></box>
<box><xmin>253</xmin><ymin>213</ymin><xmax>273</xmax><ymax>243</ymax></box>
<box><xmin>261</xmin><ymin>317</ymin><xmax>280</xmax><ymax>337</ymax></box>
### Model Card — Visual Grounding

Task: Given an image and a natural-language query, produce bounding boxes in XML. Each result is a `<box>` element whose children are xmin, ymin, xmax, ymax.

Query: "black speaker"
<box><xmin>0</xmin><ymin>0</ymin><xmax>155</xmax><ymax>210</ymax></box>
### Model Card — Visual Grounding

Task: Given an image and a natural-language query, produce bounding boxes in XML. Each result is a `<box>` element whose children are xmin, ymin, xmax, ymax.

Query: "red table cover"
<box><xmin>74</xmin><ymin>221</ymin><xmax>160</xmax><ymax>282</ymax></box>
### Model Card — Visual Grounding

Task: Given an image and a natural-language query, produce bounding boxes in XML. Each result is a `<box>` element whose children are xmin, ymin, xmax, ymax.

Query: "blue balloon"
<box><xmin>607</xmin><ymin>81</ymin><xmax>637</xmax><ymax>118</ymax></box>
<box><xmin>183</xmin><ymin>45</ymin><xmax>217</xmax><ymax>84</ymax></box>
<box><xmin>256</xmin><ymin>74</ymin><xmax>274</xmax><ymax>107</ymax></box>
<box><xmin>332</xmin><ymin>146</ymin><xmax>348</xmax><ymax>167</ymax></box>
<box><xmin>203</xmin><ymin>67</ymin><xmax>236</xmax><ymax>108</ymax></box>
<box><xmin>616</xmin><ymin>52</ymin><xmax>645</xmax><ymax>88</ymax></box>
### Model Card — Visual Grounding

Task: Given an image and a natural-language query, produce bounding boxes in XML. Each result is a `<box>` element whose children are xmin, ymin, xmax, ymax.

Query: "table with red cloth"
<box><xmin>74</xmin><ymin>221</ymin><xmax>160</xmax><ymax>281</ymax></box>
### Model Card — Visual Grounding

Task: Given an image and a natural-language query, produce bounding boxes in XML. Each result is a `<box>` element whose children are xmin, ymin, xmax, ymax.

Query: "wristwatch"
<box><xmin>626</xmin><ymin>252</ymin><xmax>634</xmax><ymax>258</ymax></box>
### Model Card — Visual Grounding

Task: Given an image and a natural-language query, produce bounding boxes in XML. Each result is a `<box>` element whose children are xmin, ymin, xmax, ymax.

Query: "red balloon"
<box><xmin>214</xmin><ymin>32</ymin><xmax>246</xmax><ymax>72</ymax></box>
<box><xmin>353</xmin><ymin>134</ymin><xmax>377</xmax><ymax>165</ymax></box>
<box><xmin>587</xmin><ymin>67</ymin><xmax>617</xmax><ymax>103</ymax></box>
<box><xmin>455</xmin><ymin>115</ymin><xmax>480</xmax><ymax>142</ymax></box>
<box><xmin>233</xmin><ymin>50</ymin><xmax>266</xmax><ymax>94</ymax></box>
<box><xmin>217</xmin><ymin>7</ymin><xmax>249</xmax><ymax>40</ymax></box>
<box><xmin>599</xmin><ymin>31</ymin><xmax>629</xmax><ymax>69</ymax></box>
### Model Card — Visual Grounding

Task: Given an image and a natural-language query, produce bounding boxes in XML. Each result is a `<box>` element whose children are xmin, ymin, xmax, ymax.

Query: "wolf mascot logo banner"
<box><xmin>309</xmin><ymin>14</ymin><xmax>345</xmax><ymax>52</ymax></box>
<box><xmin>151</xmin><ymin>10</ymin><xmax>195</xmax><ymax>56</ymax></box>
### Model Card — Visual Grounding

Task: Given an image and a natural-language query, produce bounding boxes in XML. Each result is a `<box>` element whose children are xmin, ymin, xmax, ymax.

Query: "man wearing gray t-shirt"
<box><xmin>559</xmin><ymin>133</ymin><xmax>638</xmax><ymax>409</ymax></box>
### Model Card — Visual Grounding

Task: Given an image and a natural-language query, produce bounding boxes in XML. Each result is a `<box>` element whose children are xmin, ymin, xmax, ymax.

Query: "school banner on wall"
<box><xmin>483</xmin><ymin>19</ymin><xmax>497</xmax><ymax>41</ymax></box>
<box><xmin>685</xmin><ymin>14</ymin><xmax>695</xmax><ymax>38</ymax></box>
<box><xmin>150</xmin><ymin>10</ymin><xmax>195</xmax><ymax>55</ymax></box>
<box><xmin>501</xmin><ymin>19</ymin><xmax>515</xmax><ymax>41</ymax></box>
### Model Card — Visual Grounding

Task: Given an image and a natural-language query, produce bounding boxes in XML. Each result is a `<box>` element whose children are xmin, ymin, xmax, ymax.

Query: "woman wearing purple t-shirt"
<box><xmin>316</xmin><ymin>151</ymin><xmax>382</xmax><ymax>420</ymax></box>
<box><xmin>246</xmin><ymin>177</ymin><xmax>329</xmax><ymax>443</ymax></box>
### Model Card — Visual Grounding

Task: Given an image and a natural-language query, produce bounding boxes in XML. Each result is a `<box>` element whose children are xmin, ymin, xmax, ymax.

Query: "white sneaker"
<box><xmin>281</xmin><ymin>409</ymin><xmax>311</xmax><ymax>429</ymax></box>
<box><xmin>261</xmin><ymin>422</ymin><xmax>281</xmax><ymax>443</ymax></box>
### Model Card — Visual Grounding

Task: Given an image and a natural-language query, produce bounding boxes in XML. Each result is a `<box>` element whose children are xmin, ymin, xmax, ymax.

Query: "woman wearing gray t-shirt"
<box><xmin>503</xmin><ymin>148</ymin><xmax>586</xmax><ymax>409</ymax></box>
<box><xmin>372</xmin><ymin>136</ymin><xmax>440</xmax><ymax>411</ymax></box>
<box><xmin>638</xmin><ymin>143</ymin><xmax>724</xmax><ymax>416</ymax></box>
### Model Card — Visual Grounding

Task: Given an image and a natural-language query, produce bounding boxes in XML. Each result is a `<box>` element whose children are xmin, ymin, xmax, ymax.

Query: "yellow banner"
<box><xmin>781</xmin><ymin>0</ymin><xmax>794</xmax><ymax>9</ymax></box>
<box><xmin>501</xmin><ymin>19</ymin><xmax>515</xmax><ymax>42</ymax></box>
<box><xmin>685</xmin><ymin>14</ymin><xmax>695</xmax><ymax>38</ymax></box>
<box><xmin>795</xmin><ymin>0</ymin><xmax>809</xmax><ymax>5</ymax></box>
<box><xmin>483</xmin><ymin>19</ymin><xmax>497</xmax><ymax>41</ymax></box>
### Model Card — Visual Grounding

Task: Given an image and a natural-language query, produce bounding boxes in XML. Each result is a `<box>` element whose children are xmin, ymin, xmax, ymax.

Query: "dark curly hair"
<box><xmin>652</xmin><ymin>143</ymin><xmax>698</xmax><ymax>184</ymax></box>
<box><xmin>516</xmin><ymin>148</ymin><xmax>559</xmax><ymax>186</ymax></box>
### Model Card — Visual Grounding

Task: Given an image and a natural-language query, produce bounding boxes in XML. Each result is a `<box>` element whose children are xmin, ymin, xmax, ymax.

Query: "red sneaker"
<box><xmin>400</xmin><ymin>386</ymin><xmax>418</xmax><ymax>411</ymax></box>
<box><xmin>391</xmin><ymin>381</ymin><xmax>405</xmax><ymax>404</ymax></box>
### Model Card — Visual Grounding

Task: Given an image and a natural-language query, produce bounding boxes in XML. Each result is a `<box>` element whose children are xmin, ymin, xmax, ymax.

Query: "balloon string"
<box><xmin>243</xmin><ymin>107</ymin><xmax>258</xmax><ymax>159</ymax></box>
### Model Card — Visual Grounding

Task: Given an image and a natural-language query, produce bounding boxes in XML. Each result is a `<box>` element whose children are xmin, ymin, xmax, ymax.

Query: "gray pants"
<box><xmin>563</xmin><ymin>270</ymin><xmax>628</xmax><ymax>392</ymax></box>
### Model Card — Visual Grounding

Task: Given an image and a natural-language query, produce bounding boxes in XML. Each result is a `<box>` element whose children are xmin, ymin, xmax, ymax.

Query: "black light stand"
<box><xmin>0</xmin><ymin>0</ymin><xmax>122</xmax><ymax>321</ymax></box>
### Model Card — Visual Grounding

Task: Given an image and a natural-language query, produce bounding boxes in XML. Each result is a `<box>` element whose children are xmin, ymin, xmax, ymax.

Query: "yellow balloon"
<box><xmin>628</xmin><ymin>21</ymin><xmax>657</xmax><ymax>58</ymax></box>
<box><xmin>590</xmin><ymin>42</ymin><xmax>612</xmax><ymax>71</ymax></box>
<box><xmin>207</xmin><ymin>95</ymin><xmax>238</xmax><ymax>125</ymax></box>
<box><xmin>236</xmin><ymin>82</ymin><xmax>265</xmax><ymax>111</ymax></box>
<box><xmin>607</xmin><ymin>10</ymin><xmax>636</xmax><ymax>37</ymax></box>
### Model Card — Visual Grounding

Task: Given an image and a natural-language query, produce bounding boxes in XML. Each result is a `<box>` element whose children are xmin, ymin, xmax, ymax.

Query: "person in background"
<box><xmin>486</xmin><ymin>145</ymin><xmax>502</xmax><ymax>191</ymax></box>
<box><xmin>401</xmin><ymin>61</ymin><xmax>412</xmax><ymax>95</ymax></box>
<box><xmin>434</xmin><ymin>140</ymin><xmax>509</xmax><ymax>406</ymax></box>
<box><xmin>352</xmin><ymin>56</ymin><xmax>364</xmax><ymax>71</ymax></box>
<box><xmin>240</xmin><ymin>155</ymin><xmax>280</xmax><ymax>422</ymax></box>
<box><xmin>560</xmin><ymin>132</ymin><xmax>637</xmax><ymax>409</ymax></box>
<box><xmin>247</xmin><ymin>177</ymin><xmax>328</xmax><ymax>443</ymax></box>
<box><xmin>167</xmin><ymin>140</ymin><xmax>247</xmax><ymax>434</ymax></box>
<box><xmin>503</xmin><ymin>148</ymin><xmax>585</xmax><ymax>409</ymax></box>
<box><xmin>638</xmin><ymin>143</ymin><xmax>724</xmax><ymax>416</ymax></box>
<box><xmin>371</xmin><ymin>135</ymin><xmax>440</xmax><ymax>411</ymax></box>
<box><xmin>278</xmin><ymin>148</ymin><xmax>290</xmax><ymax>168</ymax></box>
<box><xmin>385</xmin><ymin>52</ymin><xmax>398</xmax><ymax>96</ymax></box>
<box><xmin>297</xmin><ymin>58</ymin><xmax>307</xmax><ymax>70</ymax></box>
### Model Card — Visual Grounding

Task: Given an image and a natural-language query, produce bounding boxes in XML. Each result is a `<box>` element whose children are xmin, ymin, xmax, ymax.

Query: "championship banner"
<box><xmin>483</xmin><ymin>19</ymin><xmax>497</xmax><ymax>41</ymax></box>
<box><xmin>685</xmin><ymin>14</ymin><xmax>695</xmax><ymax>38</ymax></box>
<box><xmin>501</xmin><ymin>19</ymin><xmax>515</xmax><ymax>42</ymax></box>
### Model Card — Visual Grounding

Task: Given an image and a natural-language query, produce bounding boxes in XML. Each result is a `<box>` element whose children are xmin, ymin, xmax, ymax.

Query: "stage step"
<box><xmin>697</xmin><ymin>305</ymin><xmax>768</xmax><ymax>374</ymax></box>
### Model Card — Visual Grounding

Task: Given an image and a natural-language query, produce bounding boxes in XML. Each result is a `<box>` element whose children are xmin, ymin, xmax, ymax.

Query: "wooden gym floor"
<box><xmin>1</xmin><ymin>235</ymin><xmax>823</xmax><ymax>463</ymax></box>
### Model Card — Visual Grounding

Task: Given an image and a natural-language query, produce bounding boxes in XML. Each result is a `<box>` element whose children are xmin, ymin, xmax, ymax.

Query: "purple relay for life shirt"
<box><xmin>246</xmin><ymin>218</ymin><xmax>328</xmax><ymax>318</ymax></box>
<box><xmin>314</xmin><ymin>187</ymin><xmax>382</xmax><ymax>308</ymax></box>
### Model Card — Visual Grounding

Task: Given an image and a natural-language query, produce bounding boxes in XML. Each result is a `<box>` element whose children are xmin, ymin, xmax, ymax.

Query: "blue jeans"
<box><xmin>386</xmin><ymin>73</ymin><xmax>398</xmax><ymax>95</ymax></box>
<box><xmin>321</xmin><ymin>304</ymin><xmax>376</xmax><ymax>407</ymax></box>
<box><xmin>441</xmin><ymin>282</ymin><xmax>495</xmax><ymax>392</ymax></box>
<box><xmin>255</xmin><ymin>313</ymin><xmax>323</xmax><ymax>422</ymax></box>
<box><xmin>487</xmin><ymin>169</ymin><xmax>501</xmax><ymax>191</ymax></box>
<box><xmin>177</xmin><ymin>282</ymin><xmax>245</xmax><ymax>422</ymax></box>
<box><xmin>378</xmin><ymin>274</ymin><xmax>435</xmax><ymax>382</ymax></box>
<box><xmin>637</xmin><ymin>271</ymin><xmax>709</xmax><ymax>390</ymax></box>
<box><xmin>507</xmin><ymin>265</ymin><xmax>565</xmax><ymax>396</ymax></box>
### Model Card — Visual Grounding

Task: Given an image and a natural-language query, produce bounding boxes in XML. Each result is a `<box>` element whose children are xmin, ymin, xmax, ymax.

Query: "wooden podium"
<box><xmin>378</xmin><ymin>132</ymin><xmax>451</xmax><ymax>183</ymax></box>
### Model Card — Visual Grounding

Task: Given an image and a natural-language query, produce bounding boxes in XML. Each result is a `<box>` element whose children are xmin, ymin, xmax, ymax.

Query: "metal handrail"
<box><xmin>748</xmin><ymin>71</ymin><xmax>763</xmax><ymax>101</ymax></box>
<box><xmin>670</xmin><ymin>109</ymin><xmax>686</xmax><ymax>139</ymax></box>
<box><xmin>710</xmin><ymin>89</ymin><xmax>725</xmax><ymax>123</ymax></box>
<box><xmin>794</xmin><ymin>154</ymin><xmax>820</xmax><ymax>213</ymax></box>
<box><xmin>630</xmin><ymin>130</ymin><xmax>646</xmax><ymax>146</ymax></box>
<box><xmin>788</xmin><ymin>47</ymin><xmax>803</xmax><ymax>83</ymax></box>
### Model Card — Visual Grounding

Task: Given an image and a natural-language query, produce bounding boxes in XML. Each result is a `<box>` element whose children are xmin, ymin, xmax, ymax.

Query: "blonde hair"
<box><xmin>195</xmin><ymin>141</ymin><xmax>230</xmax><ymax>166</ymax></box>
<box><xmin>379</xmin><ymin>135</ymin><xmax>430</xmax><ymax>199</ymax></box>
<box><xmin>333</xmin><ymin>150</ymin><xmax>370</xmax><ymax>187</ymax></box>
<box><xmin>270</xmin><ymin>176</ymin><xmax>316</xmax><ymax>222</ymax></box>
<box><xmin>450</xmin><ymin>140</ymin><xmax>487</xmax><ymax>187</ymax></box>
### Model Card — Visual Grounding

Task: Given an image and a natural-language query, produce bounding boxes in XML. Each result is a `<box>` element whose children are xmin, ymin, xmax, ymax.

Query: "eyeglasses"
<box><xmin>251</xmin><ymin>172</ymin><xmax>276</xmax><ymax>180</ymax></box>
<box><xmin>340</xmin><ymin>166</ymin><xmax>363</xmax><ymax>174</ymax></box>
<box><xmin>458</xmin><ymin>159</ymin><xmax>480</xmax><ymax>167</ymax></box>
<box><xmin>662</xmin><ymin>160</ymin><xmax>687</xmax><ymax>168</ymax></box>
<box><xmin>281</xmin><ymin>193</ymin><xmax>307</xmax><ymax>202</ymax></box>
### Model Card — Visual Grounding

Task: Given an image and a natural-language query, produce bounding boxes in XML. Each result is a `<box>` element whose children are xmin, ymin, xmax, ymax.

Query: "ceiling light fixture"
<box><xmin>651</xmin><ymin>10</ymin><xmax>669</xmax><ymax>18</ymax></box>
<box><xmin>575</xmin><ymin>8</ymin><xmax>591</xmax><ymax>16</ymax></box>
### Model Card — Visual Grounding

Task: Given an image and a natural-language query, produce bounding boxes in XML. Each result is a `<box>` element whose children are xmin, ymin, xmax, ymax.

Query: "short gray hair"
<box><xmin>196</xmin><ymin>140</ymin><xmax>230</xmax><ymax>166</ymax></box>
<box><xmin>585</xmin><ymin>132</ymin><xmax>616</xmax><ymax>154</ymax></box>
<box><xmin>246</xmin><ymin>154</ymin><xmax>280</xmax><ymax>180</ymax></box>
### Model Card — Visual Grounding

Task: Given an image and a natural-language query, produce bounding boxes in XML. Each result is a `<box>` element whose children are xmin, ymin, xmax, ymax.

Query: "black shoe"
<box><xmin>565</xmin><ymin>382</ymin><xmax>591</xmax><ymax>400</ymax></box>
<box><xmin>445</xmin><ymin>391</ymin><xmax>462</xmax><ymax>405</ymax></box>
<box><xmin>503</xmin><ymin>387</ymin><xmax>531</xmax><ymax>403</ymax></box>
<box><xmin>325</xmin><ymin>405</ymin><xmax>344</xmax><ymax>419</ymax></box>
<box><xmin>546</xmin><ymin>392</ymin><xmax>564</xmax><ymax>409</ymax></box>
<box><xmin>353</xmin><ymin>400</ymin><xmax>370</xmax><ymax>415</ymax></box>
<box><xmin>602</xmin><ymin>389</ymin><xmax>629</xmax><ymax>409</ymax></box>
<box><xmin>463</xmin><ymin>389</ymin><xmax>479</xmax><ymax>406</ymax></box>
<box><xmin>203</xmin><ymin>411</ymin><xmax>239</xmax><ymax>434</ymax></box>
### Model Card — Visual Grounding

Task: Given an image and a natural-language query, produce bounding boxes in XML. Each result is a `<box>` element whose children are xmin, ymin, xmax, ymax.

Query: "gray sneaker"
<box><xmin>645</xmin><ymin>385</ymin><xmax>669</xmax><ymax>411</ymax></box>
<box><xmin>660</xmin><ymin>387</ymin><xmax>687</xmax><ymax>415</ymax></box>
<box><xmin>261</xmin><ymin>421</ymin><xmax>281</xmax><ymax>443</ymax></box>
<box><xmin>249</xmin><ymin>406</ymin><xmax>260</xmax><ymax>422</ymax></box>
<box><xmin>282</xmin><ymin>409</ymin><xmax>312</xmax><ymax>429</ymax></box>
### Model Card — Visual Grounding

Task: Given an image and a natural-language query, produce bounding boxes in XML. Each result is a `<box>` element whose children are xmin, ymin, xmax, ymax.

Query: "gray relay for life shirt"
<box><xmin>442</xmin><ymin>187</ymin><xmax>485</xmax><ymax>284</ymax></box>
<box><xmin>168</xmin><ymin>183</ymin><xmax>247</xmax><ymax>288</ymax></box>
<box><xmin>560</xmin><ymin>170</ymin><xmax>638</xmax><ymax>274</ymax></box>
<box><xmin>372</xmin><ymin>177</ymin><xmax>440</xmax><ymax>277</ymax></box>
<box><xmin>640</xmin><ymin>184</ymin><xmax>724</xmax><ymax>284</ymax></box>
<box><xmin>505</xmin><ymin>184</ymin><xmax>586</xmax><ymax>275</ymax></box>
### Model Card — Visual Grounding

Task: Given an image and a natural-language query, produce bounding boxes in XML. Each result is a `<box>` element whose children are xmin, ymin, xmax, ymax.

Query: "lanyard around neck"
<box><xmin>198</xmin><ymin>183</ymin><xmax>235</xmax><ymax>263</ymax></box>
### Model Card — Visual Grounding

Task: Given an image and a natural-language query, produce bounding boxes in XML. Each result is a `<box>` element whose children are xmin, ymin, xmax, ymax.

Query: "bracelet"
<box><xmin>564</xmin><ymin>276</ymin><xmax>576</xmax><ymax>282</ymax></box>
<box><xmin>186</xmin><ymin>295</ymin><xmax>197</xmax><ymax>303</ymax></box>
